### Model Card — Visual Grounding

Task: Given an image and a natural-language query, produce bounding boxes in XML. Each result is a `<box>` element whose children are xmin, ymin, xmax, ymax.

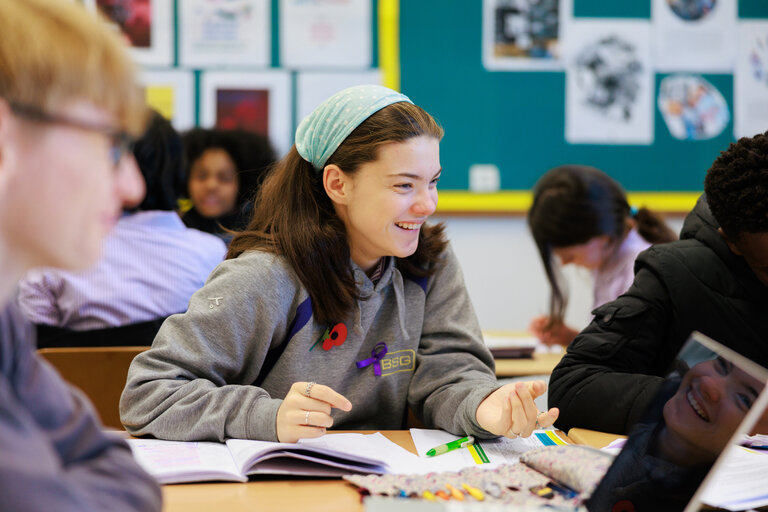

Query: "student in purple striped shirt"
<box><xmin>17</xmin><ymin>111</ymin><xmax>226</xmax><ymax>343</ymax></box>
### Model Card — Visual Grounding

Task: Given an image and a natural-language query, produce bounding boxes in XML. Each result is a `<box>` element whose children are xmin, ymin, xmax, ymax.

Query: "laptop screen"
<box><xmin>587</xmin><ymin>331</ymin><xmax>768</xmax><ymax>512</ymax></box>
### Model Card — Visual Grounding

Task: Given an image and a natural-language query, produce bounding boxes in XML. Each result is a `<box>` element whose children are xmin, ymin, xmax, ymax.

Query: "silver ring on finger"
<box><xmin>305</xmin><ymin>381</ymin><xmax>315</xmax><ymax>398</ymax></box>
<box><xmin>535</xmin><ymin>411</ymin><xmax>545</xmax><ymax>430</ymax></box>
<box><xmin>512</xmin><ymin>431</ymin><xmax>523</xmax><ymax>438</ymax></box>
<box><xmin>305</xmin><ymin>410</ymin><xmax>311</xmax><ymax>426</ymax></box>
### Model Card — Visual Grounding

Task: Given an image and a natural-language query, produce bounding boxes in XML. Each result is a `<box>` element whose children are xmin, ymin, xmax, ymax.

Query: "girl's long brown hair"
<box><xmin>228</xmin><ymin>102</ymin><xmax>447</xmax><ymax>325</ymax></box>
<box><xmin>528</xmin><ymin>165</ymin><xmax>677</xmax><ymax>326</ymax></box>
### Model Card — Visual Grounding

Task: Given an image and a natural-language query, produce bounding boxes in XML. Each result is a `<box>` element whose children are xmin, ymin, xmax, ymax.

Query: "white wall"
<box><xmin>434</xmin><ymin>214</ymin><xmax>686</xmax><ymax>332</ymax></box>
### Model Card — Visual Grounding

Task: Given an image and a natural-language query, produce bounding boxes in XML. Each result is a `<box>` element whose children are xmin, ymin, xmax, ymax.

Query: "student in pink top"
<box><xmin>527</xmin><ymin>165</ymin><xmax>677</xmax><ymax>346</ymax></box>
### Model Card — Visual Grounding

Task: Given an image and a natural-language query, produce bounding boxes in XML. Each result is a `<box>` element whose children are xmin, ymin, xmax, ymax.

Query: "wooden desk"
<box><xmin>161</xmin><ymin>431</ymin><xmax>415</xmax><ymax>512</ymax></box>
<box><xmin>494</xmin><ymin>352</ymin><xmax>563</xmax><ymax>377</ymax></box>
<box><xmin>567</xmin><ymin>428</ymin><xmax>626</xmax><ymax>449</ymax></box>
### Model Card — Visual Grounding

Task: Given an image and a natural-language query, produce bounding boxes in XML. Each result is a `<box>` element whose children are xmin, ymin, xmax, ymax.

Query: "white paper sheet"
<box><xmin>564</xmin><ymin>19</ymin><xmax>653</xmax><ymax>145</ymax></box>
<box><xmin>280</xmin><ymin>0</ymin><xmax>371</xmax><ymax>69</ymax></box>
<box><xmin>700</xmin><ymin>445</ymin><xmax>768</xmax><ymax>511</ymax></box>
<box><xmin>735</xmin><ymin>21</ymin><xmax>768</xmax><ymax>139</ymax></box>
<box><xmin>410</xmin><ymin>428</ymin><xmax>567</xmax><ymax>473</ymax></box>
<box><xmin>179</xmin><ymin>0</ymin><xmax>270</xmax><ymax>69</ymax></box>
<box><xmin>296</xmin><ymin>70</ymin><xmax>383</xmax><ymax>126</ymax></box>
<box><xmin>651</xmin><ymin>0</ymin><xmax>736</xmax><ymax>73</ymax></box>
<box><xmin>139</xmin><ymin>69</ymin><xmax>195</xmax><ymax>131</ymax></box>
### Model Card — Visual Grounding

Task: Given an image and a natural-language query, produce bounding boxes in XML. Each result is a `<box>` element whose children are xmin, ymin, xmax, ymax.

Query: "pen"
<box><xmin>426</xmin><ymin>435</ymin><xmax>475</xmax><ymax>457</ymax></box>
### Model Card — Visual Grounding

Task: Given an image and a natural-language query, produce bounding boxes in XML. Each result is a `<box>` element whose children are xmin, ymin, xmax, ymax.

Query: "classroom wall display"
<box><xmin>735</xmin><ymin>21</ymin><xmax>768</xmax><ymax>139</ymax></box>
<box><xmin>652</xmin><ymin>0</ymin><xmax>737</xmax><ymax>73</ymax></box>
<box><xmin>398</xmin><ymin>0</ymin><xmax>768</xmax><ymax>209</ymax></box>
<box><xmin>139</xmin><ymin>70</ymin><xmax>196</xmax><ymax>131</ymax></box>
<box><xmin>657</xmin><ymin>74</ymin><xmax>730</xmax><ymax>140</ymax></box>
<box><xmin>296</xmin><ymin>70</ymin><xmax>384</xmax><ymax>126</ymax></box>
<box><xmin>178</xmin><ymin>0</ymin><xmax>270</xmax><ymax>69</ymax></box>
<box><xmin>279</xmin><ymin>0</ymin><xmax>372</xmax><ymax>69</ymax></box>
<box><xmin>482</xmin><ymin>0</ymin><xmax>572</xmax><ymax>71</ymax></box>
<box><xmin>200</xmin><ymin>71</ymin><xmax>292</xmax><ymax>156</ymax></box>
<box><xmin>564</xmin><ymin>19</ymin><xmax>653</xmax><ymax>145</ymax></box>
<box><xmin>94</xmin><ymin>0</ymin><xmax>174</xmax><ymax>67</ymax></box>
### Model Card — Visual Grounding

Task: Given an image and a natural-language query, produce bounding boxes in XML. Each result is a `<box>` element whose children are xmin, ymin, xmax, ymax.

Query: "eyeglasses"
<box><xmin>8</xmin><ymin>101</ymin><xmax>135</xmax><ymax>169</ymax></box>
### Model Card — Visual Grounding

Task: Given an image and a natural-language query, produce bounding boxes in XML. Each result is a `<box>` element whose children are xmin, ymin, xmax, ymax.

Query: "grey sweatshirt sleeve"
<box><xmin>120</xmin><ymin>253</ymin><xmax>298</xmax><ymax>442</ymax></box>
<box><xmin>406</xmin><ymin>244</ymin><xmax>500</xmax><ymax>438</ymax></box>
<box><xmin>0</xmin><ymin>303</ymin><xmax>161</xmax><ymax>512</ymax></box>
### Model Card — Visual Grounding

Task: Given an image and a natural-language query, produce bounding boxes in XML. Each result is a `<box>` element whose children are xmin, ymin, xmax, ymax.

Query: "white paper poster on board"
<box><xmin>652</xmin><ymin>0</ymin><xmax>736</xmax><ymax>73</ymax></box>
<box><xmin>95</xmin><ymin>0</ymin><xmax>174</xmax><ymax>67</ymax></box>
<box><xmin>296</xmin><ymin>70</ymin><xmax>383</xmax><ymax>125</ymax></box>
<box><xmin>280</xmin><ymin>0</ymin><xmax>371</xmax><ymax>69</ymax></box>
<box><xmin>139</xmin><ymin>70</ymin><xmax>195</xmax><ymax>132</ymax></box>
<box><xmin>482</xmin><ymin>0</ymin><xmax>571</xmax><ymax>71</ymax></box>
<box><xmin>657</xmin><ymin>74</ymin><xmax>730</xmax><ymax>140</ymax></box>
<box><xmin>179</xmin><ymin>0</ymin><xmax>270</xmax><ymax>69</ymax></box>
<box><xmin>200</xmin><ymin>71</ymin><xmax>292</xmax><ymax>156</ymax></box>
<box><xmin>564</xmin><ymin>19</ymin><xmax>653</xmax><ymax>145</ymax></box>
<box><xmin>735</xmin><ymin>21</ymin><xmax>768</xmax><ymax>139</ymax></box>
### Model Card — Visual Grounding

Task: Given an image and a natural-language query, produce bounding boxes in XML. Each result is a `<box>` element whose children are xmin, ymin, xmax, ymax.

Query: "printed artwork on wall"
<box><xmin>564</xmin><ymin>19</ymin><xmax>654</xmax><ymax>144</ymax></box>
<box><xmin>483</xmin><ymin>0</ymin><xmax>571</xmax><ymax>71</ymax></box>
<box><xmin>94</xmin><ymin>0</ymin><xmax>173</xmax><ymax>66</ymax></box>
<box><xmin>215</xmin><ymin>89</ymin><xmax>270</xmax><ymax>134</ymax></box>
<box><xmin>179</xmin><ymin>0</ymin><xmax>270</xmax><ymax>68</ymax></box>
<box><xmin>657</xmin><ymin>74</ymin><xmax>729</xmax><ymax>140</ymax></box>
<box><xmin>200</xmin><ymin>71</ymin><xmax>291</xmax><ymax>156</ymax></box>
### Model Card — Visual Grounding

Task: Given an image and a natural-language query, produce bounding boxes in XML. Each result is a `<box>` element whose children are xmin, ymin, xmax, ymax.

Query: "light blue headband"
<box><xmin>295</xmin><ymin>84</ymin><xmax>412</xmax><ymax>171</ymax></box>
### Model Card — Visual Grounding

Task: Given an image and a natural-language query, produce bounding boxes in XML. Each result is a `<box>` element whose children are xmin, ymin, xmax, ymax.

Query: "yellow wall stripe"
<box><xmin>435</xmin><ymin>191</ymin><xmax>701</xmax><ymax>215</ymax></box>
<box><xmin>378</xmin><ymin>0</ymin><xmax>400</xmax><ymax>91</ymax></box>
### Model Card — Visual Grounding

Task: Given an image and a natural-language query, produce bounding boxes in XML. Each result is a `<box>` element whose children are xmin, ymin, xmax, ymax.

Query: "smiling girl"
<box><xmin>121</xmin><ymin>85</ymin><xmax>558</xmax><ymax>443</ymax></box>
<box><xmin>181</xmin><ymin>128</ymin><xmax>275</xmax><ymax>241</ymax></box>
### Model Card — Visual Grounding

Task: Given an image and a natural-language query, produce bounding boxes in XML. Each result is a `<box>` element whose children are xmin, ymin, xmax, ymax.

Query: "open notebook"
<box><xmin>586</xmin><ymin>331</ymin><xmax>768</xmax><ymax>512</ymax></box>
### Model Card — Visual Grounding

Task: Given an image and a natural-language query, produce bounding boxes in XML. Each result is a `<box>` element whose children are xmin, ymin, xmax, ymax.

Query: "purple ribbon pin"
<box><xmin>356</xmin><ymin>342</ymin><xmax>388</xmax><ymax>376</ymax></box>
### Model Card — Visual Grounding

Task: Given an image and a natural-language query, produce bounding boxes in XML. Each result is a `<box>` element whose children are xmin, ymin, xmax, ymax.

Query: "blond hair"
<box><xmin>0</xmin><ymin>0</ymin><xmax>145</xmax><ymax>135</ymax></box>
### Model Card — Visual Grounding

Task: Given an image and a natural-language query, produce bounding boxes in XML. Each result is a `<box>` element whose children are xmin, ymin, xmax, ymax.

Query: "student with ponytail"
<box><xmin>121</xmin><ymin>85</ymin><xmax>559</xmax><ymax>444</ymax></box>
<box><xmin>527</xmin><ymin>165</ymin><xmax>677</xmax><ymax>346</ymax></box>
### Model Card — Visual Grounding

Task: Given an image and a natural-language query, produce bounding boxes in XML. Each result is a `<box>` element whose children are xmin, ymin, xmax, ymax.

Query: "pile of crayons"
<box><xmin>344</xmin><ymin>463</ymin><xmax>581</xmax><ymax>508</ymax></box>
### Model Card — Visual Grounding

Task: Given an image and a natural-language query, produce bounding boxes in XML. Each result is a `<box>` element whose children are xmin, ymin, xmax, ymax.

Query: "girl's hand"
<box><xmin>529</xmin><ymin>316</ymin><xmax>578</xmax><ymax>346</ymax></box>
<box><xmin>476</xmin><ymin>381</ymin><xmax>559</xmax><ymax>439</ymax></box>
<box><xmin>276</xmin><ymin>381</ymin><xmax>352</xmax><ymax>443</ymax></box>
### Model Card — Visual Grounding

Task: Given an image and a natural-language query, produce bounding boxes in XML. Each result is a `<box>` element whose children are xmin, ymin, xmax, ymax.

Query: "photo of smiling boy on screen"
<box><xmin>587</xmin><ymin>331</ymin><xmax>768</xmax><ymax>512</ymax></box>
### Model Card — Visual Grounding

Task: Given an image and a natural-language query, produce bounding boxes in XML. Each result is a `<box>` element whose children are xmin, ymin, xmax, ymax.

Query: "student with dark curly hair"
<box><xmin>181</xmin><ymin>128</ymin><xmax>276</xmax><ymax>241</ymax></box>
<box><xmin>548</xmin><ymin>131</ymin><xmax>768</xmax><ymax>435</ymax></box>
<box><xmin>528</xmin><ymin>165</ymin><xmax>676</xmax><ymax>346</ymax></box>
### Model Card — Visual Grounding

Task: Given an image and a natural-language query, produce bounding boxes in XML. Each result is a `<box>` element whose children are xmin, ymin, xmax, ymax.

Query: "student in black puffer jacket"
<box><xmin>549</xmin><ymin>130</ymin><xmax>768</xmax><ymax>435</ymax></box>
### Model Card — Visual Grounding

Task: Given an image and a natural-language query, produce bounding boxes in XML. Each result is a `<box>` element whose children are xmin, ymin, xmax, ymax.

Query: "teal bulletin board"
<box><xmin>398</xmin><ymin>0</ymin><xmax>768</xmax><ymax>212</ymax></box>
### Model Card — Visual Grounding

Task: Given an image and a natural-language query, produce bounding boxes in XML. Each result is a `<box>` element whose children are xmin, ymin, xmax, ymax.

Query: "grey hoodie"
<box><xmin>120</xmin><ymin>243</ymin><xmax>499</xmax><ymax>442</ymax></box>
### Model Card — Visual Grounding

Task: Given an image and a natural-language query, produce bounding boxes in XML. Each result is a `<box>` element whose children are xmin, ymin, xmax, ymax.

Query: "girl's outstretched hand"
<box><xmin>276</xmin><ymin>381</ymin><xmax>352</xmax><ymax>443</ymax></box>
<box><xmin>476</xmin><ymin>381</ymin><xmax>559</xmax><ymax>439</ymax></box>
